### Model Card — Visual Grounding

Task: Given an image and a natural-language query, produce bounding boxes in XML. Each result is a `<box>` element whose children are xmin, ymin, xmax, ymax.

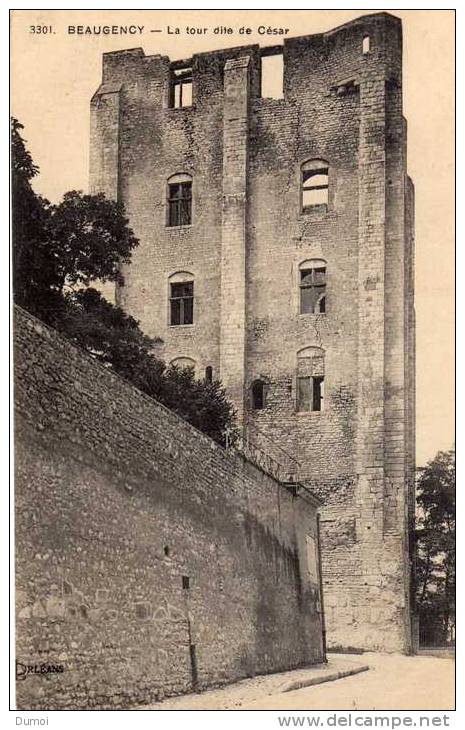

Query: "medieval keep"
<box><xmin>90</xmin><ymin>12</ymin><xmax>416</xmax><ymax>652</ymax></box>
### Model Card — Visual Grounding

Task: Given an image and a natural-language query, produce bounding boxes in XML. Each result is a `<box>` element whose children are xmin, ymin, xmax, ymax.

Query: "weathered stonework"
<box><xmin>14</xmin><ymin>306</ymin><xmax>324</xmax><ymax>710</ymax></box>
<box><xmin>89</xmin><ymin>12</ymin><xmax>415</xmax><ymax>652</ymax></box>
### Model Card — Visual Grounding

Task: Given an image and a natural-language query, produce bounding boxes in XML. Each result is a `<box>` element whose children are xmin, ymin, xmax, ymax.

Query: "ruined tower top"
<box><xmin>93</xmin><ymin>12</ymin><xmax>403</xmax><ymax>105</ymax></box>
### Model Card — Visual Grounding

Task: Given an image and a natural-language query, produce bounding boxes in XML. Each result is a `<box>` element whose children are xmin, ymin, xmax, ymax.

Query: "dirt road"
<box><xmin>141</xmin><ymin>652</ymin><xmax>454</xmax><ymax>711</ymax></box>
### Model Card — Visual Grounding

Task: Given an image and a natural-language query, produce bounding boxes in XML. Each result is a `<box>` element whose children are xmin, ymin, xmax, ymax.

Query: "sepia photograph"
<box><xmin>10</xmin><ymin>7</ymin><xmax>455</xmax><ymax>717</ymax></box>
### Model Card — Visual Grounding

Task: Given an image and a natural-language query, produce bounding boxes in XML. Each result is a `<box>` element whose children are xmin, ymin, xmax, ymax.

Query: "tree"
<box><xmin>162</xmin><ymin>363</ymin><xmax>237</xmax><ymax>444</ymax></box>
<box><xmin>59</xmin><ymin>288</ymin><xmax>236</xmax><ymax>444</ymax></box>
<box><xmin>11</xmin><ymin>118</ymin><xmax>56</xmax><ymax>316</ymax></box>
<box><xmin>11</xmin><ymin>117</ymin><xmax>38</xmax><ymax>180</ymax></box>
<box><xmin>47</xmin><ymin>190</ymin><xmax>139</xmax><ymax>291</ymax></box>
<box><xmin>11</xmin><ymin>118</ymin><xmax>237</xmax><ymax>445</ymax></box>
<box><xmin>12</xmin><ymin>117</ymin><xmax>139</xmax><ymax>320</ymax></box>
<box><xmin>415</xmin><ymin>448</ymin><xmax>455</xmax><ymax>644</ymax></box>
<box><xmin>58</xmin><ymin>287</ymin><xmax>162</xmax><ymax>376</ymax></box>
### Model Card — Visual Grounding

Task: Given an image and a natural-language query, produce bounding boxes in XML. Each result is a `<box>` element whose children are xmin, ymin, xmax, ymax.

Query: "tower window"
<box><xmin>205</xmin><ymin>366</ymin><xmax>213</xmax><ymax>383</ymax></box>
<box><xmin>170</xmin><ymin>67</ymin><xmax>193</xmax><ymax>108</ymax></box>
<box><xmin>296</xmin><ymin>347</ymin><xmax>325</xmax><ymax>413</ymax></box>
<box><xmin>299</xmin><ymin>260</ymin><xmax>327</xmax><ymax>314</ymax></box>
<box><xmin>252</xmin><ymin>380</ymin><xmax>266</xmax><ymax>410</ymax></box>
<box><xmin>297</xmin><ymin>376</ymin><xmax>324</xmax><ymax>412</ymax></box>
<box><xmin>170</xmin><ymin>282</ymin><xmax>193</xmax><ymax>325</ymax></box>
<box><xmin>170</xmin><ymin>356</ymin><xmax>196</xmax><ymax>372</ymax></box>
<box><xmin>169</xmin><ymin>272</ymin><xmax>194</xmax><ymax>326</ymax></box>
<box><xmin>167</xmin><ymin>173</ymin><xmax>192</xmax><ymax>227</ymax></box>
<box><xmin>362</xmin><ymin>36</ymin><xmax>371</xmax><ymax>54</ymax></box>
<box><xmin>261</xmin><ymin>53</ymin><xmax>283</xmax><ymax>99</ymax></box>
<box><xmin>301</xmin><ymin>159</ymin><xmax>329</xmax><ymax>211</ymax></box>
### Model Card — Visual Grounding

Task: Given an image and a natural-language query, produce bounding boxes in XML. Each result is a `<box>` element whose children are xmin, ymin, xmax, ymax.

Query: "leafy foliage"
<box><xmin>12</xmin><ymin>117</ymin><xmax>139</xmax><ymax>313</ymax></box>
<box><xmin>162</xmin><ymin>362</ymin><xmax>237</xmax><ymax>444</ymax></box>
<box><xmin>48</xmin><ymin>191</ymin><xmax>139</xmax><ymax>290</ymax></box>
<box><xmin>415</xmin><ymin>448</ymin><xmax>455</xmax><ymax>644</ymax></box>
<box><xmin>56</xmin><ymin>288</ymin><xmax>236</xmax><ymax>444</ymax></box>
<box><xmin>11</xmin><ymin>117</ymin><xmax>39</xmax><ymax>180</ymax></box>
<box><xmin>11</xmin><ymin>118</ymin><xmax>237</xmax><ymax>445</ymax></box>
<box><xmin>11</xmin><ymin>118</ymin><xmax>58</xmax><ymax>318</ymax></box>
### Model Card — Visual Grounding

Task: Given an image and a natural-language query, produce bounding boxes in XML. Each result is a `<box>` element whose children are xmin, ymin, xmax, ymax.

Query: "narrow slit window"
<box><xmin>362</xmin><ymin>36</ymin><xmax>371</xmax><ymax>54</ymax></box>
<box><xmin>182</xmin><ymin>576</ymin><xmax>190</xmax><ymax>590</ymax></box>
<box><xmin>205</xmin><ymin>366</ymin><xmax>213</xmax><ymax>383</ymax></box>
<box><xmin>302</xmin><ymin>159</ymin><xmax>329</xmax><ymax>210</ymax></box>
<box><xmin>252</xmin><ymin>380</ymin><xmax>265</xmax><ymax>410</ymax></box>
<box><xmin>261</xmin><ymin>54</ymin><xmax>284</xmax><ymax>99</ymax></box>
<box><xmin>170</xmin><ymin>67</ymin><xmax>193</xmax><ymax>108</ymax></box>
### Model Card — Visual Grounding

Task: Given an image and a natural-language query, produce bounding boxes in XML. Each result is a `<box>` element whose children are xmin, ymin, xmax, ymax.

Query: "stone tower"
<box><xmin>90</xmin><ymin>12</ymin><xmax>415</xmax><ymax>652</ymax></box>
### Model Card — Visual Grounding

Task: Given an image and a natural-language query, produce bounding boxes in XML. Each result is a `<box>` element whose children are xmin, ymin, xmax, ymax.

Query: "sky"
<box><xmin>10</xmin><ymin>9</ymin><xmax>455</xmax><ymax>466</ymax></box>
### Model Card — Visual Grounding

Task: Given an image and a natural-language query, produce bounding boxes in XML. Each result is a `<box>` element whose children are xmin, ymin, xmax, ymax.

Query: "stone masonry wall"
<box><xmin>14</xmin><ymin>306</ymin><xmax>324</xmax><ymax>710</ymax></box>
<box><xmin>89</xmin><ymin>12</ymin><xmax>415</xmax><ymax>652</ymax></box>
<box><xmin>219</xmin><ymin>56</ymin><xmax>251</xmax><ymax>422</ymax></box>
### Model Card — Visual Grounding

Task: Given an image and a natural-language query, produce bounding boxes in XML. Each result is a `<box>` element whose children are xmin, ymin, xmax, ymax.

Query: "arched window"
<box><xmin>167</xmin><ymin>173</ymin><xmax>192</xmax><ymax>227</ymax></box>
<box><xmin>205</xmin><ymin>366</ymin><xmax>213</xmax><ymax>383</ymax></box>
<box><xmin>169</xmin><ymin>272</ymin><xmax>194</xmax><ymax>326</ymax></box>
<box><xmin>296</xmin><ymin>347</ymin><xmax>325</xmax><ymax>413</ymax></box>
<box><xmin>299</xmin><ymin>259</ymin><xmax>327</xmax><ymax>314</ymax></box>
<box><xmin>170</xmin><ymin>356</ymin><xmax>196</xmax><ymax>372</ymax></box>
<box><xmin>301</xmin><ymin>159</ymin><xmax>329</xmax><ymax>211</ymax></box>
<box><xmin>251</xmin><ymin>379</ymin><xmax>266</xmax><ymax>410</ymax></box>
